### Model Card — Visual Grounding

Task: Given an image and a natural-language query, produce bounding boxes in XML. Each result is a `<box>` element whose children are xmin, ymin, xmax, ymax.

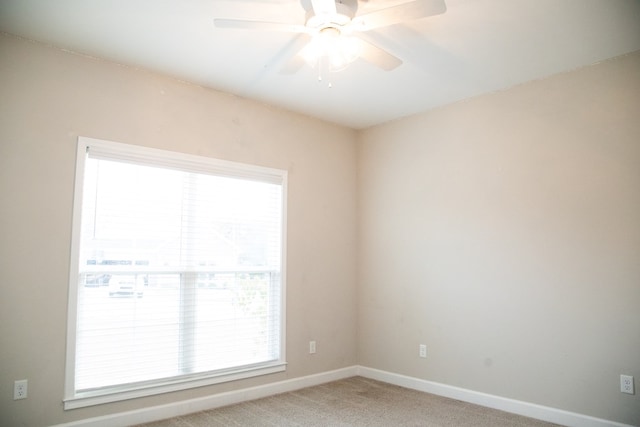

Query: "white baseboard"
<box><xmin>52</xmin><ymin>365</ymin><xmax>632</xmax><ymax>427</ymax></box>
<box><xmin>52</xmin><ymin>366</ymin><xmax>357</xmax><ymax>427</ymax></box>
<box><xmin>356</xmin><ymin>366</ymin><xmax>633</xmax><ymax>427</ymax></box>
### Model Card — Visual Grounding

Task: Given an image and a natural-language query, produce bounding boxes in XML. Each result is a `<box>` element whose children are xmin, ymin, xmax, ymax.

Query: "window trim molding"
<box><xmin>64</xmin><ymin>136</ymin><xmax>288</xmax><ymax>410</ymax></box>
<box><xmin>64</xmin><ymin>362</ymin><xmax>287</xmax><ymax>410</ymax></box>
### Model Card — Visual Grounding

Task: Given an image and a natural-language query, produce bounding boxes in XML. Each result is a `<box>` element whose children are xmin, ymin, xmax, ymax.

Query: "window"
<box><xmin>65</xmin><ymin>137</ymin><xmax>287</xmax><ymax>409</ymax></box>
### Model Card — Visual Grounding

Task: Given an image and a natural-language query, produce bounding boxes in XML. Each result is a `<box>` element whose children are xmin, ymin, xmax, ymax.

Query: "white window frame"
<box><xmin>64</xmin><ymin>137</ymin><xmax>287</xmax><ymax>410</ymax></box>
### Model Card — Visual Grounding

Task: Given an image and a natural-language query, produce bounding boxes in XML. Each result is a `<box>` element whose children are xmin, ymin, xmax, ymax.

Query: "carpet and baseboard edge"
<box><xmin>52</xmin><ymin>366</ymin><xmax>632</xmax><ymax>427</ymax></box>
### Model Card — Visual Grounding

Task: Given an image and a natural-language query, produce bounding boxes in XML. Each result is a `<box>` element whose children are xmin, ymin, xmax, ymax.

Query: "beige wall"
<box><xmin>357</xmin><ymin>51</ymin><xmax>640</xmax><ymax>425</ymax></box>
<box><xmin>0</xmin><ymin>33</ymin><xmax>357</xmax><ymax>426</ymax></box>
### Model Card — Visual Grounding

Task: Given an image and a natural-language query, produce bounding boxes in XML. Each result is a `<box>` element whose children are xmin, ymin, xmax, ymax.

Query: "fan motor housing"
<box><xmin>304</xmin><ymin>1</ymin><xmax>358</xmax><ymax>30</ymax></box>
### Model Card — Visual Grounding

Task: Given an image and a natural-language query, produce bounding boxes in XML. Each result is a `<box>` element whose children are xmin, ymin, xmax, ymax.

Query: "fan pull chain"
<box><xmin>316</xmin><ymin>57</ymin><xmax>333</xmax><ymax>89</ymax></box>
<box><xmin>317</xmin><ymin>57</ymin><xmax>324</xmax><ymax>83</ymax></box>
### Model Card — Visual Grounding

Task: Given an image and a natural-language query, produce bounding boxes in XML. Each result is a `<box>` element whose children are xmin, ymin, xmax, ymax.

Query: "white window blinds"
<box><xmin>65</xmin><ymin>137</ymin><xmax>286</xmax><ymax>409</ymax></box>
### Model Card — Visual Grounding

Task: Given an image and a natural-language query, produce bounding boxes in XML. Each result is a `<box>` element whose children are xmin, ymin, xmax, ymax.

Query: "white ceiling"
<box><xmin>1</xmin><ymin>0</ymin><xmax>639</xmax><ymax>129</ymax></box>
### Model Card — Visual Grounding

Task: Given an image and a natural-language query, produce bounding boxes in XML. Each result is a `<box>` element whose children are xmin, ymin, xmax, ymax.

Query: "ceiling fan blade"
<box><xmin>357</xmin><ymin>38</ymin><xmax>402</xmax><ymax>71</ymax></box>
<box><xmin>311</xmin><ymin>0</ymin><xmax>337</xmax><ymax>16</ymax></box>
<box><xmin>280</xmin><ymin>55</ymin><xmax>307</xmax><ymax>74</ymax></box>
<box><xmin>352</xmin><ymin>0</ymin><xmax>446</xmax><ymax>32</ymax></box>
<box><xmin>214</xmin><ymin>18</ymin><xmax>308</xmax><ymax>33</ymax></box>
<box><xmin>277</xmin><ymin>34</ymin><xmax>313</xmax><ymax>74</ymax></box>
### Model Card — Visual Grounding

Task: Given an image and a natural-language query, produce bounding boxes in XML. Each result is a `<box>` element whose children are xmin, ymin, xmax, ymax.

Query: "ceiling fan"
<box><xmin>214</xmin><ymin>0</ymin><xmax>446</xmax><ymax>73</ymax></box>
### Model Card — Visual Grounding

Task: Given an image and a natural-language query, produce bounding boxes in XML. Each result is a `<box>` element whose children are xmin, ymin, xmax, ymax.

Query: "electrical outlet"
<box><xmin>14</xmin><ymin>380</ymin><xmax>28</xmax><ymax>400</ymax></box>
<box><xmin>621</xmin><ymin>375</ymin><xmax>634</xmax><ymax>394</ymax></box>
<box><xmin>419</xmin><ymin>344</ymin><xmax>427</xmax><ymax>358</ymax></box>
<box><xmin>309</xmin><ymin>340</ymin><xmax>316</xmax><ymax>354</ymax></box>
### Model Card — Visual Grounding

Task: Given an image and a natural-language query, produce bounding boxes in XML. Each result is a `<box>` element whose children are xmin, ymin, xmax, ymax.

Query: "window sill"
<box><xmin>64</xmin><ymin>361</ymin><xmax>286</xmax><ymax>410</ymax></box>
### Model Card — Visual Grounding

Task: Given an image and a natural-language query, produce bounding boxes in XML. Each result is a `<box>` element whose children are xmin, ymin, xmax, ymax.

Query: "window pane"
<box><xmin>76</xmin><ymin>274</ymin><xmax>181</xmax><ymax>390</ymax></box>
<box><xmin>193</xmin><ymin>272</ymin><xmax>276</xmax><ymax>372</ymax></box>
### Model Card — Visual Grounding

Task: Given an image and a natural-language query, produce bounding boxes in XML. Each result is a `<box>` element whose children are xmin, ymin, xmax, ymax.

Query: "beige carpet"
<box><xmin>137</xmin><ymin>376</ymin><xmax>560</xmax><ymax>426</ymax></box>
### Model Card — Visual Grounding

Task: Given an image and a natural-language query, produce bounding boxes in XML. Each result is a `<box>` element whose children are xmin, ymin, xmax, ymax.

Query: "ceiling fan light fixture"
<box><xmin>301</xmin><ymin>27</ymin><xmax>361</xmax><ymax>72</ymax></box>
